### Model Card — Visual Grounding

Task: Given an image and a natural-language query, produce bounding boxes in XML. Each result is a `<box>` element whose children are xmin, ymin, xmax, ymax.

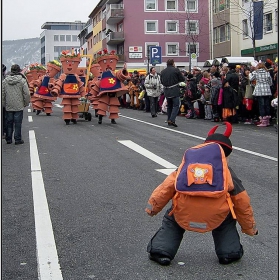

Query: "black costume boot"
<box><xmin>95</xmin><ymin>110</ymin><xmax>98</xmax><ymax>117</ymax></box>
<box><xmin>36</xmin><ymin>110</ymin><xmax>41</xmax><ymax>115</ymax></box>
<box><xmin>46</xmin><ymin>113</ymin><xmax>51</xmax><ymax>116</ymax></box>
<box><xmin>98</xmin><ymin>115</ymin><xmax>103</xmax><ymax>124</ymax></box>
<box><xmin>65</xmin><ymin>119</ymin><xmax>70</xmax><ymax>125</ymax></box>
<box><xmin>71</xmin><ymin>119</ymin><xmax>77</xmax><ymax>124</ymax></box>
<box><xmin>111</xmin><ymin>119</ymin><xmax>117</xmax><ymax>124</ymax></box>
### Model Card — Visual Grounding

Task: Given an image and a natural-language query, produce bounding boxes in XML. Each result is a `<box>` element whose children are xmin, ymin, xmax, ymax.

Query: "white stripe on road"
<box><xmin>28</xmin><ymin>109</ymin><xmax>31</xmax><ymax>112</ymax></box>
<box><xmin>118</xmin><ymin>140</ymin><xmax>177</xmax><ymax>169</ymax></box>
<box><xmin>28</xmin><ymin>116</ymin><xmax>33</xmax><ymax>122</ymax></box>
<box><xmin>29</xmin><ymin>130</ymin><xmax>63</xmax><ymax>280</ymax></box>
<box><xmin>54</xmin><ymin>104</ymin><xmax>63</xmax><ymax>108</ymax></box>
<box><xmin>119</xmin><ymin>115</ymin><xmax>278</xmax><ymax>162</ymax></box>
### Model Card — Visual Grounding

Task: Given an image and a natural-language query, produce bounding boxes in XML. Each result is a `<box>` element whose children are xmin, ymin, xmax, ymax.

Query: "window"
<box><xmin>146</xmin><ymin>42</ymin><xmax>159</xmax><ymax>57</ymax></box>
<box><xmin>213</xmin><ymin>24</ymin><xmax>230</xmax><ymax>43</ymax></box>
<box><xmin>186</xmin><ymin>42</ymin><xmax>199</xmax><ymax>56</ymax></box>
<box><xmin>166</xmin><ymin>21</ymin><xmax>178</xmax><ymax>32</ymax></box>
<box><xmin>66</xmin><ymin>35</ymin><xmax>71</xmax><ymax>41</ymax></box>
<box><xmin>145</xmin><ymin>21</ymin><xmax>158</xmax><ymax>33</ymax></box>
<box><xmin>264</xmin><ymin>13</ymin><xmax>273</xmax><ymax>33</ymax></box>
<box><xmin>166</xmin><ymin>0</ymin><xmax>176</xmax><ymax>10</ymax></box>
<box><xmin>60</xmin><ymin>35</ymin><xmax>65</xmax><ymax>41</ymax></box>
<box><xmin>219</xmin><ymin>25</ymin><xmax>226</xmax><ymax>42</ymax></box>
<box><xmin>186</xmin><ymin>0</ymin><xmax>197</xmax><ymax>12</ymax></box>
<box><xmin>212</xmin><ymin>0</ymin><xmax>229</xmax><ymax>13</ymax></box>
<box><xmin>186</xmin><ymin>20</ymin><xmax>199</xmax><ymax>35</ymax></box>
<box><xmin>242</xmin><ymin>19</ymin><xmax>249</xmax><ymax>37</ymax></box>
<box><xmin>146</xmin><ymin>0</ymin><xmax>156</xmax><ymax>10</ymax></box>
<box><xmin>72</xmin><ymin>35</ymin><xmax>78</xmax><ymax>41</ymax></box>
<box><xmin>166</xmin><ymin>43</ymin><xmax>179</xmax><ymax>55</ymax></box>
<box><xmin>54</xmin><ymin>35</ymin><xmax>59</xmax><ymax>41</ymax></box>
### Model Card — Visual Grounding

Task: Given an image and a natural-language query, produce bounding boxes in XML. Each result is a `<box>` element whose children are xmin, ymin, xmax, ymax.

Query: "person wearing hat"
<box><xmin>145</xmin><ymin>122</ymin><xmax>258</xmax><ymax>266</ymax></box>
<box><xmin>2</xmin><ymin>64</ymin><xmax>30</xmax><ymax>144</ymax></box>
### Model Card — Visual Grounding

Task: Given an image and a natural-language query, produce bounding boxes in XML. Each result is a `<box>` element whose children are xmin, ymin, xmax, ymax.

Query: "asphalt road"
<box><xmin>1</xmin><ymin>100</ymin><xmax>278</xmax><ymax>280</ymax></box>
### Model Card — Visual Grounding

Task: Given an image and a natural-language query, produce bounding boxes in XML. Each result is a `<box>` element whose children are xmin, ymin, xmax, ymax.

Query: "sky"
<box><xmin>2</xmin><ymin>0</ymin><xmax>100</xmax><ymax>41</ymax></box>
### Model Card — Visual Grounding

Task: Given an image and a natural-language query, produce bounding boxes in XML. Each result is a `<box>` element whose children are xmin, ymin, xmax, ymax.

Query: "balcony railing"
<box><xmin>106</xmin><ymin>4</ymin><xmax>124</xmax><ymax>24</ymax></box>
<box><xmin>106</xmin><ymin>32</ymin><xmax>124</xmax><ymax>45</ymax></box>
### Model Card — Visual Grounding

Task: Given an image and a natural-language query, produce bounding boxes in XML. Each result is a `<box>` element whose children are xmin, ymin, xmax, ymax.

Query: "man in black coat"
<box><xmin>160</xmin><ymin>59</ymin><xmax>185</xmax><ymax>127</ymax></box>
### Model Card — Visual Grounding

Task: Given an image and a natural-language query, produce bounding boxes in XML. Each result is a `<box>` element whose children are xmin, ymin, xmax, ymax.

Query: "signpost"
<box><xmin>150</xmin><ymin>46</ymin><xmax>162</xmax><ymax>65</ymax></box>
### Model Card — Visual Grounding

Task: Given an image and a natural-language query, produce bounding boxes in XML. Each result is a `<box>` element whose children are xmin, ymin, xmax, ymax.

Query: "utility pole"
<box><xmin>147</xmin><ymin>48</ymin><xmax>150</xmax><ymax>75</ymax></box>
<box><xmin>188</xmin><ymin>42</ymin><xmax>191</xmax><ymax>72</ymax></box>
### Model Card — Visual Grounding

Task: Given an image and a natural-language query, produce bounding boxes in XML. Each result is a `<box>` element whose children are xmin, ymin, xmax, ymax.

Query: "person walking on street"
<box><xmin>160</xmin><ymin>59</ymin><xmax>185</xmax><ymax>127</ymax></box>
<box><xmin>144</xmin><ymin>67</ymin><xmax>163</xmax><ymax>117</ymax></box>
<box><xmin>2</xmin><ymin>64</ymin><xmax>30</xmax><ymax>144</ymax></box>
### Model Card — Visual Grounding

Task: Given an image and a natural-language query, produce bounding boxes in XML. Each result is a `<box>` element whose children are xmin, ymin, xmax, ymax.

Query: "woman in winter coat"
<box><xmin>250</xmin><ymin>62</ymin><xmax>273</xmax><ymax>127</ymax></box>
<box><xmin>144</xmin><ymin>67</ymin><xmax>163</xmax><ymax>117</ymax></box>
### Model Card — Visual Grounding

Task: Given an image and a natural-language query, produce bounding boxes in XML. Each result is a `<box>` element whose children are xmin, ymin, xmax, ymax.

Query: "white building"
<box><xmin>40</xmin><ymin>21</ymin><xmax>86</xmax><ymax>65</ymax></box>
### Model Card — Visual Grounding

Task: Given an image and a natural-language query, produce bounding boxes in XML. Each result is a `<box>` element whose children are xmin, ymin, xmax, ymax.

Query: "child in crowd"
<box><xmin>201</xmin><ymin>84</ymin><xmax>212</xmax><ymax>120</ymax></box>
<box><xmin>222</xmin><ymin>80</ymin><xmax>239</xmax><ymax>123</ymax></box>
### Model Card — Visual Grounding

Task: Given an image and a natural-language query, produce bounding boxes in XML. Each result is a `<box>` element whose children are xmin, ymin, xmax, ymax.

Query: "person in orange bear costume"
<box><xmin>51</xmin><ymin>50</ymin><xmax>86</xmax><ymax>125</ymax></box>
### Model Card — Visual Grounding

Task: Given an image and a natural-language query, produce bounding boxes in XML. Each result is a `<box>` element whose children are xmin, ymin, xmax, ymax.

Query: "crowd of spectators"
<box><xmin>118</xmin><ymin>59</ymin><xmax>278</xmax><ymax>129</ymax></box>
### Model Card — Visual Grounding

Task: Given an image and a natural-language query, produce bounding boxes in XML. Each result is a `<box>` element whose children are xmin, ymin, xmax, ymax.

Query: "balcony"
<box><xmin>106</xmin><ymin>32</ymin><xmax>124</xmax><ymax>45</ymax></box>
<box><xmin>106</xmin><ymin>4</ymin><xmax>124</xmax><ymax>25</ymax></box>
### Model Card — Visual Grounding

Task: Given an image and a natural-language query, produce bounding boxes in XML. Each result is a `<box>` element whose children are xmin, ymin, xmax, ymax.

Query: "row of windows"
<box><xmin>91</xmin><ymin>0</ymin><xmax>199</xmax><ymax>29</ymax></box>
<box><xmin>145</xmin><ymin>0</ymin><xmax>198</xmax><ymax>12</ymax></box>
<box><xmin>145</xmin><ymin>20</ymin><xmax>199</xmax><ymax>34</ymax></box>
<box><xmin>53</xmin><ymin>35</ymin><xmax>78</xmax><ymax>42</ymax></box>
<box><xmin>145</xmin><ymin>42</ymin><xmax>199</xmax><ymax>57</ymax></box>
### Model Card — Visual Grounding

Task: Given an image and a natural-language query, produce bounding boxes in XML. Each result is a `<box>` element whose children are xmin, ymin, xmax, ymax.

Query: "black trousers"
<box><xmin>147</xmin><ymin>208</ymin><xmax>243</xmax><ymax>261</ymax></box>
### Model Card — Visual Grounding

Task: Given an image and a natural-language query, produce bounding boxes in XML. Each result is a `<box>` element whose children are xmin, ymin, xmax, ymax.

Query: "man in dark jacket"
<box><xmin>160</xmin><ymin>59</ymin><xmax>185</xmax><ymax>127</ymax></box>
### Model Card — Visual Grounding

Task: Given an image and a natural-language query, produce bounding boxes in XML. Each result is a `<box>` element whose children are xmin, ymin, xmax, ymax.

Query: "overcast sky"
<box><xmin>2</xmin><ymin>0</ymin><xmax>100</xmax><ymax>41</ymax></box>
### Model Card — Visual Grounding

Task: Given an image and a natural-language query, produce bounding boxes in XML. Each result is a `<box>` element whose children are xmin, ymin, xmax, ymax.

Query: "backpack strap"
<box><xmin>226</xmin><ymin>193</ymin><xmax>236</xmax><ymax>219</ymax></box>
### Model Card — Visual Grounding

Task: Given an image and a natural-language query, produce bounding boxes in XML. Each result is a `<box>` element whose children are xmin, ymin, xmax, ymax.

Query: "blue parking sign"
<box><xmin>150</xmin><ymin>46</ymin><xmax>161</xmax><ymax>65</ymax></box>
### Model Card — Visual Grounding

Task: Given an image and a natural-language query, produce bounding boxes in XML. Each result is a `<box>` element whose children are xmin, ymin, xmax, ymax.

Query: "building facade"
<box><xmin>210</xmin><ymin>0</ymin><xmax>278</xmax><ymax>63</ymax></box>
<box><xmin>85</xmin><ymin>0</ymin><xmax>210</xmax><ymax>71</ymax></box>
<box><xmin>40</xmin><ymin>21</ymin><xmax>86</xmax><ymax>65</ymax></box>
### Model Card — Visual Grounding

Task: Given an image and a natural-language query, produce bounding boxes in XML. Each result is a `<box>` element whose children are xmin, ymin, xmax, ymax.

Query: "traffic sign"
<box><xmin>150</xmin><ymin>46</ymin><xmax>161</xmax><ymax>65</ymax></box>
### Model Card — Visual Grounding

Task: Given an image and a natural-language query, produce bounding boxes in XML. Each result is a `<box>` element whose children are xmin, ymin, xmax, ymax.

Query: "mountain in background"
<box><xmin>2</xmin><ymin>38</ymin><xmax>41</xmax><ymax>72</ymax></box>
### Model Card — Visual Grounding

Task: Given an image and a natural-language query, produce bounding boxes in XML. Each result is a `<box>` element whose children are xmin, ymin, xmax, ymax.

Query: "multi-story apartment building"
<box><xmin>40</xmin><ymin>21</ymin><xmax>86</xmax><ymax>65</ymax></box>
<box><xmin>84</xmin><ymin>0</ymin><xmax>210</xmax><ymax>71</ymax></box>
<box><xmin>210</xmin><ymin>0</ymin><xmax>278</xmax><ymax>63</ymax></box>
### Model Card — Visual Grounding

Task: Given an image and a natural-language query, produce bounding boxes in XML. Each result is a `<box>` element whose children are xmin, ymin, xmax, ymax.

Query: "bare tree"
<box><xmin>166</xmin><ymin>1</ymin><xmax>210</xmax><ymax>70</ymax></box>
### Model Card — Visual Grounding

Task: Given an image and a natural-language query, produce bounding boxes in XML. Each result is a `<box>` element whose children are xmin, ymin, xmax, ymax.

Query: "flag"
<box><xmin>253</xmin><ymin>1</ymin><xmax>263</xmax><ymax>40</ymax></box>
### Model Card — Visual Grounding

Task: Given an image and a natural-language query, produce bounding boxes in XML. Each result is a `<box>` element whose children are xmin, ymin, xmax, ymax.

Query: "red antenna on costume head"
<box><xmin>207</xmin><ymin>125</ymin><xmax>219</xmax><ymax>136</ymax></box>
<box><xmin>223</xmin><ymin>122</ymin><xmax>232</xmax><ymax>137</ymax></box>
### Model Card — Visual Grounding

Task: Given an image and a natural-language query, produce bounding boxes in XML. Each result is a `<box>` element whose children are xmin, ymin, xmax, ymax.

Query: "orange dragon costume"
<box><xmin>30</xmin><ymin>60</ymin><xmax>61</xmax><ymax>116</ymax></box>
<box><xmin>90</xmin><ymin>49</ymin><xmax>130</xmax><ymax>124</ymax></box>
<box><xmin>51</xmin><ymin>50</ymin><xmax>86</xmax><ymax>125</ymax></box>
<box><xmin>146</xmin><ymin>122</ymin><xmax>258</xmax><ymax>266</ymax></box>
